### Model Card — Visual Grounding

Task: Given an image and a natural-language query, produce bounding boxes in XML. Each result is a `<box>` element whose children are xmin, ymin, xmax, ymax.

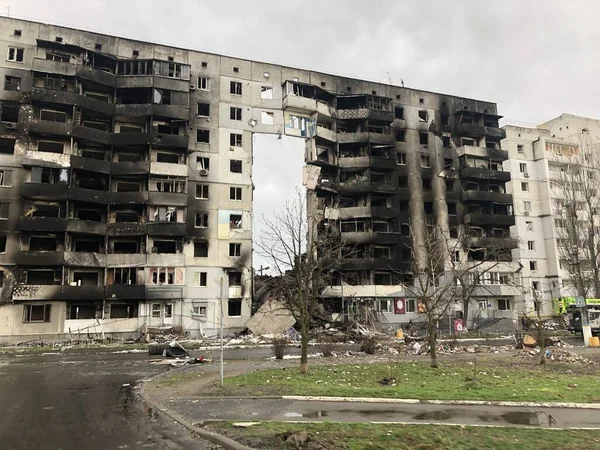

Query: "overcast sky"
<box><xmin>7</xmin><ymin>0</ymin><xmax>599</xmax><ymax>268</ymax></box>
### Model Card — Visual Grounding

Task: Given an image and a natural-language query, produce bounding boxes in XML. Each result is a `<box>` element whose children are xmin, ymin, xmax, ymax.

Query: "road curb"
<box><xmin>281</xmin><ymin>395</ymin><xmax>600</xmax><ymax>409</ymax></box>
<box><xmin>138</xmin><ymin>368</ymin><xmax>257</xmax><ymax>450</ymax></box>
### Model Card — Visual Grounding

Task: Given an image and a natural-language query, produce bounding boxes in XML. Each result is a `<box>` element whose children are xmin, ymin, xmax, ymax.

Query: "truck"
<box><xmin>554</xmin><ymin>297</ymin><xmax>600</xmax><ymax>336</ymax></box>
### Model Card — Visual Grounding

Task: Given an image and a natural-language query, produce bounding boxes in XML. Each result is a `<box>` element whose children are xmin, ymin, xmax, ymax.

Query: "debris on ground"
<box><xmin>523</xmin><ymin>334</ymin><xmax>538</xmax><ymax>348</ymax></box>
<box><xmin>245</xmin><ymin>299</ymin><xmax>296</xmax><ymax>335</ymax></box>
<box><xmin>515</xmin><ymin>348</ymin><xmax>593</xmax><ymax>364</ymax></box>
<box><xmin>148</xmin><ymin>341</ymin><xmax>188</xmax><ymax>358</ymax></box>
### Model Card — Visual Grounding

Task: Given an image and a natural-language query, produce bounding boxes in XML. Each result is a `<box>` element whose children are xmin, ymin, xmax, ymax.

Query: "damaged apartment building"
<box><xmin>0</xmin><ymin>17</ymin><xmax>518</xmax><ymax>340</ymax></box>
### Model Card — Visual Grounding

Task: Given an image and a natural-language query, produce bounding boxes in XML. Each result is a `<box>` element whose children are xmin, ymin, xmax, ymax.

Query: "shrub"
<box><xmin>360</xmin><ymin>336</ymin><xmax>378</xmax><ymax>355</ymax></box>
<box><xmin>320</xmin><ymin>341</ymin><xmax>336</xmax><ymax>357</ymax></box>
<box><xmin>272</xmin><ymin>337</ymin><xmax>288</xmax><ymax>360</ymax></box>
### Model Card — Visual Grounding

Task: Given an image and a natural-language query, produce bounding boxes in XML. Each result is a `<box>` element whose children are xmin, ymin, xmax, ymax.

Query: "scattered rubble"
<box><xmin>515</xmin><ymin>348</ymin><xmax>593</xmax><ymax>364</ymax></box>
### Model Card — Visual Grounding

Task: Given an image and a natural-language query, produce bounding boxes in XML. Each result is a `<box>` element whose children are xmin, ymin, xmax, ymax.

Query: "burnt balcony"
<box><xmin>66</xmin><ymin>219</ymin><xmax>107</xmax><ymax>235</ymax></box>
<box><xmin>462</xmin><ymin>191</ymin><xmax>513</xmax><ymax>204</ymax></box>
<box><xmin>116</xmin><ymin>75</ymin><xmax>189</xmax><ymax>91</ymax></box>
<box><xmin>464</xmin><ymin>213</ymin><xmax>515</xmax><ymax>227</ymax></box>
<box><xmin>315</xmin><ymin>127</ymin><xmax>336</xmax><ymax>143</ymax></box>
<box><xmin>72</xmin><ymin>125</ymin><xmax>113</xmax><ymax>145</ymax></box>
<box><xmin>335</xmin><ymin>108</ymin><xmax>395</xmax><ymax>122</ymax></box>
<box><xmin>61</xmin><ymin>285</ymin><xmax>104</xmax><ymax>301</ymax></box>
<box><xmin>63</xmin><ymin>252</ymin><xmax>105</xmax><ymax>267</ymax></box>
<box><xmin>341</xmin><ymin>231</ymin><xmax>407</xmax><ymax>245</ymax></box>
<box><xmin>109</xmin><ymin>191</ymin><xmax>149</xmax><ymax>204</ymax></box>
<box><xmin>71</xmin><ymin>155</ymin><xmax>111</xmax><ymax>174</ymax></box>
<box><xmin>26</xmin><ymin>120</ymin><xmax>73</xmax><ymax>137</ymax></box>
<box><xmin>104</xmin><ymin>284</ymin><xmax>146</xmax><ymax>300</ymax></box>
<box><xmin>315</xmin><ymin>180</ymin><xmax>338</xmax><ymax>196</ymax></box>
<box><xmin>466</xmin><ymin>236</ymin><xmax>518</xmax><ymax>249</ymax></box>
<box><xmin>147</xmin><ymin>222</ymin><xmax>186</xmax><ymax>236</ymax></box>
<box><xmin>370</xmin><ymin>182</ymin><xmax>397</xmax><ymax>195</ymax></box>
<box><xmin>338</xmin><ymin>156</ymin><xmax>396</xmax><ymax>171</ymax></box>
<box><xmin>146</xmin><ymin>285</ymin><xmax>184</xmax><ymax>300</ymax></box>
<box><xmin>457</xmin><ymin>145</ymin><xmax>508</xmax><ymax>162</ymax></box>
<box><xmin>337</xmin><ymin>132</ymin><xmax>395</xmax><ymax>145</ymax></box>
<box><xmin>151</xmin><ymin>132</ymin><xmax>189</xmax><ymax>149</ymax></box>
<box><xmin>106</xmin><ymin>222</ymin><xmax>147</xmax><ymax>236</ymax></box>
<box><xmin>76</xmin><ymin>65</ymin><xmax>116</xmax><ymax>87</ymax></box>
<box><xmin>111</xmin><ymin>161</ymin><xmax>150</xmax><ymax>175</ymax></box>
<box><xmin>460</xmin><ymin>167</ymin><xmax>511</xmax><ymax>182</ymax></box>
<box><xmin>13</xmin><ymin>285</ymin><xmax>62</xmax><ymax>301</ymax></box>
<box><xmin>371</xmin><ymin>206</ymin><xmax>400</xmax><ymax>218</ymax></box>
<box><xmin>148</xmin><ymin>191</ymin><xmax>187</xmax><ymax>206</ymax></box>
<box><xmin>339</xmin><ymin>181</ymin><xmax>372</xmax><ymax>196</ymax></box>
<box><xmin>370</xmin><ymin>157</ymin><xmax>397</xmax><ymax>171</ymax></box>
<box><xmin>19</xmin><ymin>216</ymin><xmax>68</xmax><ymax>232</ymax></box>
<box><xmin>69</xmin><ymin>186</ymin><xmax>110</xmax><ymax>203</ymax></box>
<box><xmin>21</xmin><ymin>182</ymin><xmax>69</xmax><ymax>200</ymax></box>
<box><xmin>149</xmin><ymin>162</ymin><xmax>188</xmax><ymax>177</ymax></box>
<box><xmin>30</xmin><ymin>88</ymin><xmax>115</xmax><ymax>116</ymax></box>
<box><xmin>114</xmin><ymin>104</ymin><xmax>189</xmax><ymax>121</ymax></box>
<box><xmin>340</xmin><ymin>258</ymin><xmax>376</xmax><ymax>271</ymax></box>
<box><xmin>112</xmin><ymin>132</ymin><xmax>151</xmax><ymax>147</ymax></box>
<box><xmin>16</xmin><ymin>251</ymin><xmax>65</xmax><ymax>266</ymax></box>
<box><xmin>32</xmin><ymin>58</ymin><xmax>76</xmax><ymax>76</ymax></box>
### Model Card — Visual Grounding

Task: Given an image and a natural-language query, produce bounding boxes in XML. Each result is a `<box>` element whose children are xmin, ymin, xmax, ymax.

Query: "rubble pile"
<box><xmin>516</xmin><ymin>347</ymin><xmax>593</xmax><ymax>364</ymax></box>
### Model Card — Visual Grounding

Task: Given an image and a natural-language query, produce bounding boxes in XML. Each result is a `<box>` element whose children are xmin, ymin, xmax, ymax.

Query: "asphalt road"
<box><xmin>0</xmin><ymin>352</ymin><xmax>218</xmax><ymax>450</ymax></box>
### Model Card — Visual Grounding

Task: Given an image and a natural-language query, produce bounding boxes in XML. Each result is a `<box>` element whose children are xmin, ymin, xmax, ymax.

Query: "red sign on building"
<box><xmin>394</xmin><ymin>298</ymin><xmax>406</xmax><ymax>314</ymax></box>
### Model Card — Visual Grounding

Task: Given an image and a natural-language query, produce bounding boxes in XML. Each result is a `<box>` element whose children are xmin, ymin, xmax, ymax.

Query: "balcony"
<box><xmin>116</xmin><ymin>75</ymin><xmax>189</xmax><ymax>92</ymax></box>
<box><xmin>146</xmin><ymin>253</ymin><xmax>184</xmax><ymax>266</ymax></box>
<box><xmin>69</xmin><ymin>187</ymin><xmax>110</xmax><ymax>203</ymax></box>
<box><xmin>19</xmin><ymin>216</ymin><xmax>68</xmax><ymax>232</ymax></box>
<box><xmin>146</xmin><ymin>285</ymin><xmax>184</xmax><ymax>300</ymax></box>
<box><xmin>30</xmin><ymin>88</ymin><xmax>114</xmax><ymax>116</ymax></box>
<box><xmin>115</xmin><ymin>104</ymin><xmax>188</xmax><ymax>120</ymax></box>
<box><xmin>371</xmin><ymin>206</ymin><xmax>400</xmax><ymax>218</ymax></box>
<box><xmin>112</xmin><ymin>132</ymin><xmax>151</xmax><ymax>147</ymax></box>
<box><xmin>148</xmin><ymin>191</ymin><xmax>187</xmax><ymax>206</ymax></box>
<box><xmin>466</xmin><ymin>237</ymin><xmax>518</xmax><ymax>249</ymax></box>
<box><xmin>457</xmin><ymin>145</ymin><xmax>508</xmax><ymax>162</ymax></box>
<box><xmin>72</xmin><ymin>125</ymin><xmax>112</xmax><ymax>145</ymax></box>
<box><xmin>66</xmin><ymin>219</ymin><xmax>107</xmax><ymax>235</ymax></box>
<box><xmin>21</xmin><ymin>182</ymin><xmax>68</xmax><ymax>200</ymax></box>
<box><xmin>151</xmin><ymin>132</ymin><xmax>189</xmax><ymax>149</ymax></box>
<box><xmin>340</xmin><ymin>258</ymin><xmax>376</xmax><ymax>270</ymax></box>
<box><xmin>315</xmin><ymin>127</ymin><xmax>336</xmax><ymax>143</ymax></box>
<box><xmin>111</xmin><ymin>161</ymin><xmax>150</xmax><ymax>175</ymax></box>
<box><xmin>370</xmin><ymin>157</ymin><xmax>397</xmax><ymax>171</ymax></box>
<box><xmin>339</xmin><ymin>181</ymin><xmax>372</xmax><ymax>196</ymax></box>
<box><xmin>23</xmin><ymin>150</ymin><xmax>70</xmax><ymax>168</ymax></box>
<box><xmin>105</xmin><ymin>254</ymin><xmax>146</xmax><ymax>267</ymax></box>
<box><xmin>13</xmin><ymin>285</ymin><xmax>62</xmax><ymax>301</ymax></box>
<box><xmin>61</xmin><ymin>285</ymin><xmax>104</xmax><ymax>301</ymax></box>
<box><xmin>76</xmin><ymin>65</ymin><xmax>116</xmax><ymax>87</ymax></box>
<box><xmin>63</xmin><ymin>252</ymin><xmax>105</xmax><ymax>267</ymax></box>
<box><xmin>460</xmin><ymin>167</ymin><xmax>510</xmax><ymax>182</ymax></box>
<box><xmin>337</xmin><ymin>132</ymin><xmax>395</xmax><ymax>145</ymax></box>
<box><xmin>32</xmin><ymin>58</ymin><xmax>76</xmax><ymax>76</ymax></box>
<box><xmin>71</xmin><ymin>155</ymin><xmax>111</xmax><ymax>174</ymax></box>
<box><xmin>283</xmin><ymin>95</ymin><xmax>318</xmax><ymax>113</ymax></box>
<box><xmin>370</xmin><ymin>182</ymin><xmax>396</xmax><ymax>195</ymax></box>
<box><xmin>147</xmin><ymin>222</ymin><xmax>186</xmax><ymax>236</ymax></box>
<box><xmin>15</xmin><ymin>251</ymin><xmax>65</xmax><ymax>266</ymax></box>
<box><xmin>106</xmin><ymin>222</ymin><xmax>147</xmax><ymax>236</ymax></box>
<box><xmin>105</xmin><ymin>285</ymin><xmax>146</xmax><ymax>300</ymax></box>
<box><xmin>462</xmin><ymin>191</ymin><xmax>513</xmax><ymax>204</ymax></box>
<box><xmin>109</xmin><ymin>191</ymin><xmax>149</xmax><ymax>204</ymax></box>
<box><xmin>341</xmin><ymin>231</ymin><xmax>406</xmax><ymax>245</ymax></box>
<box><xmin>26</xmin><ymin>120</ymin><xmax>73</xmax><ymax>137</ymax></box>
<box><xmin>149</xmin><ymin>162</ymin><xmax>188</xmax><ymax>177</ymax></box>
<box><xmin>464</xmin><ymin>213</ymin><xmax>515</xmax><ymax>227</ymax></box>
<box><xmin>335</xmin><ymin>108</ymin><xmax>394</xmax><ymax>122</ymax></box>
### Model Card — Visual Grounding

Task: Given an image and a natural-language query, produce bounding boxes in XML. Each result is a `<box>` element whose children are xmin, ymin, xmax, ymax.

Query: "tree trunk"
<box><xmin>299</xmin><ymin>318</ymin><xmax>309</xmax><ymax>374</ymax></box>
<box><xmin>427</xmin><ymin>314</ymin><xmax>438</xmax><ymax>368</ymax></box>
<box><xmin>462</xmin><ymin>300</ymin><xmax>470</xmax><ymax>332</ymax></box>
<box><xmin>537</xmin><ymin>307</ymin><xmax>546</xmax><ymax>365</ymax></box>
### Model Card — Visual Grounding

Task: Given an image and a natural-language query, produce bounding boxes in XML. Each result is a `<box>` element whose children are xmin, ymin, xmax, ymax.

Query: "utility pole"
<box><xmin>219</xmin><ymin>276</ymin><xmax>224</xmax><ymax>387</ymax></box>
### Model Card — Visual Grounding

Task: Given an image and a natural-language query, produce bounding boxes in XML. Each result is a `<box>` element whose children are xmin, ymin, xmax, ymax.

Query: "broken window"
<box><xmin>230</xmin><ymin>81</ymin><xmax>242</xmax><ymax>95</ymax></box>
<box><xmin>261</xmin><ymin>111</ymin><xmax>274</xmax><ymax>125</ymax></box>
<box><xmin>153</xmin><ymin>240</ymin><xmax>177</xmax><ymax>254</ymax></box>
<box><xmin>260</xmin><ymin>86</ymin><xmax>273</xmax><ymax>99</ymax></box>
<box><xmin>0</xmin><ymin>170</ymin><xmax>12</xmax><ymax>186</ymax></box>
<box><xmin>68</xmin><ymin>304</ymin><xmax>97</xmax><ymax>320</ymax></box>
<box><xmin>23</xmin><ymin>304</ymin><xmax>51</xmax><ymax>323</ymax></box>
<box><xmin>395</xmin><ymin>130</ymin><xmax>405</xmax><ymax>142</ymax></box>
<box><xmin>46</xmin><ymin>52</ymin><xmax>69</xmax><ymax>63</ymax></box>
<box><xmin>422</xmin><ymin>179</ymin><xmax>432</xmax><ymax>191</ymax></box>
<box><xmin>230</xmin><ymin>160</ymin><xmax>242</xmax><ymax>173</ymax></box>
<box><xmin>197</xmin><ymin>102</ymin><xmax>210</xmax><ymax>117</ymax></box>
<box><xmin>230</xmin><ymin>187</ymin><xmax>242</xmax><ymax>200</ymax></box>
<box><xmin>38</xmin><ymin>141</ymin><xmax>64</xmax><ymax>153</ymax></box>
<box><xmin>419</xmin><ymin>132</ymin><xmax>428</xmax><ymax>146</ymax></box>
<box><xmin>1</xmin><ymin>104</ymin><xmax>19</xmax><ymax>122</ymax></box>
<box><xmin>229</xmin><ymin>243</ymin><xmax>241</xmax><ymax>257</ymax></box>
<box><xmin>110</xmin><ymin>268</ymin><xmax>137</xmax><ymax>285</ymax></box>
<box><xmin>196</xmin><ymin>157</ymin><xmax>210</xmax><ymax>172</ymax></box>
<box><xmin>0</xmin><ymin>138</ymin><xmax>15</xmax><ymax>154</ymax></box>
<box><xmin>194</xmin><ymin>272</ymin><xmax>207</xmax><ymax>287</ymax></box>
<box><xmin>110</xmin><ymin>303</ymin><xmax>137</xmax><ymax>318</ymax></box>
<box><xmin>420</xmin><ymin>155</ymin><xmax>430</xmax><ymax>168</ymax></box>
<box><xmin>394</xmin><ymin>107</ymin><xmax>404</xmax><ymax>119</ymax></box>
<box><xmin>229</xmin><ymin>214</ymin><xmax>242</xmax><ymax>229</ymax></box>
<box><xmin>442</xmin><ymin>135</ymin><xmax>451</xmax><ymax>147</ymax></box>
<box><xmin>153</xmin><ymin>178</ymin><xmax>185</xmax><ymax>193</ymax></box>
<box><xmin>73</xmin><ymin>272</ymin><xmax>99</xmax><ymax>286</ymax></box>
<box><xmin>4</xmin><ymin>75</ymin><xmax>20</xmax><ymax>91</ymax></box>
<box><xmin>196</xmin><ymin>184</ymin><xmax>209</xmax><ymax>199</ymax></box>
<box><xmin>117</xmin><ymin>152</ymin><xmax>142</xmax><ymax>162</ymax></box>
<box><xmin>26</xmin><ymin>270</ymin><xmax>59</xmax><ymax>285</ymax></box>
<box><xmin>441</xmin><ymin>114</ymin><xmax>449</xmax><ymax>126</ymax></box>
<box><xmin>114</xmin><ymin>210</ymin><xmax>139</xmax><ymax>222</ymax></box>
<box><xmin>152</xmin><ymin>206</ymin><xmax>178</xmax><ymax>222</ymax></box>
<box><xmin>230</xmin><ymin>133</ymin><xmax>243</xmax><ymax>147</ymax></box>
<box><xmin>418</xmin><ymin>110</ymin><xmax>428</xmax><ymax>122</ymax></box>
<box><xmin>374</xmin><ymin>272</ymin><xmax>392</xmax><ymax>285</ymax></box>
<box><xmin>194</xmin><ymin>241</ymin><xmax>208</xmax><ymax>257</ymax></box>
<box><xmin>7</xmin><ymin>47</ymin><xmax>24</xmax><ymax>62</ymax></box>
<box><xmin>40</xmin><ymin>109</ymin><xmax>66</xmax><ymax>123</ymax></box>
<box><xmin>0</xmin><ymin>235</ymin><xmax>5</xmax><ymax>252</ymax></box>
<box><xmin>497</xmin><ymin>299</ymin><xmax>511</xmax><ymax>311</ymax></box>
<box><xmin>462</xmin><ymin>138</ymin><xmax>476</xmax><ymax>146</ymax></box>
<box><xmin>447</xmin><ymin>203</ymin><xmax>457</xmax><ymax>215</ymax></box>
<box><xmin>193</xmin><ymin>304</ymin><xmax>207</xmax><ymax>316</ymax></box>
<box><xmin>195</xmin><ymin>213</ymin><xmax>208</xmax><ymax>228</ymax></box>
<box><xmin>198</xmin><ymin>76</ymin><xmax>210</xmax><ymax>90</ymax></box>
<box><xmin>228</xmin><ymin>271</ymin><xmax>242</xmax><ymax>286</ymax></box>
<box><xmin>228</xmin><ymin>298</ymin><xmax>242</xmax><ymax>316</ymax></box>
<box><xmin>31</xmin><ymin>203</ymin><xmax>60</xmax><ymax>218</ymax></box>
<box><xmin>156</xmin><ymin>152</ymin><xmax>179</xmax><ymax>164</ymax></box>
<box><xmin>29</xmin><ymin>236</ymin><xmax>57</xmax><ymax>251</ymax></box>
<box><xmin>113</xmin><ymin>240</ymin><xmax>139</xmax><ymax>253</ymax></box>
<box><xmin>373</xmin><ymin>246</ymin><xmax>391</xmax><ymax>259</ymax></box>
<box><xmin>517</xmin><ymin>144</ymin><xmax>524</xmax><ymax>153</ymax></box>
<box><xmin>73</xmin><ymin>238</ymin><xmax>101</xmax><ymax>252</ymax></box>
<box><xmin>0</xmin><ymin>202</ymin><xmax>9</xmax><ymax>219</ymax></box>
<box><xmin>196</xmin><ymin>129</ymin><xmax>210</xmax><ymax>143</ymax></box>
<box><xmin>230</xmin><ymin>107</ymin><xmax>242</xmax><ymax>121</ymax></box>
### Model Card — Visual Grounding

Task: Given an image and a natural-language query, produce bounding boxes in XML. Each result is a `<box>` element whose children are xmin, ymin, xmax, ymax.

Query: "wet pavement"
<box><xmin>166</xmin><ymin>397</ymin><xmax>600</xmax><ymax>429</ymax></box>
<box><xmin>0</xmin><ymin>352</ymin><xmax>217</xmax><ymax>450</ymax></box>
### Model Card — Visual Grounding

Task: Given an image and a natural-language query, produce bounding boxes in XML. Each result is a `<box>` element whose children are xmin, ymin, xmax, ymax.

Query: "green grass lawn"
<box><xmin>217</xmin><ymin>360</ymin><xmax>600</xmax><ymax>403</ymax></box>
<box><xmin>206</xmin><ymin>422</ymin><xmax>600</xmax><ymax>450</ymax></box>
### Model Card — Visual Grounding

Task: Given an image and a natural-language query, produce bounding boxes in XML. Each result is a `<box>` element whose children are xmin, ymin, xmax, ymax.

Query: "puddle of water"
<box><xmin>478</xmin><ymin>411</ymin><xmax>555</xmax><ymax>427</ymax></box>
<box><xmin>413</xmin><ymin>410</ymin><xmax>455</xmax><ymax>421</ymax></box>
<box><xmin>303</xmin><ymin>411</ymin><xmax>329</xmax><ymax>418</ymax></box>
<box><xmin>284</xmin><ymin>412</ymin><xmax>303</xmax><ymax>418</ymax></box>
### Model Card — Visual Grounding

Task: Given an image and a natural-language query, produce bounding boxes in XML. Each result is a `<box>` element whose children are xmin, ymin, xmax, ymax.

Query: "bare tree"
<box><xmin>522</xmin><ymin>287</ymin><xmax>548</xmax><ymax>365</ymax></box>
<box><xmin>405</xmin><ymin>225</ymin><xmax>519</xmax><ymax>368</ymax></box>
<box><xmin>256</xmin><ymin>190</ymin><xmax>347</xmax><ymax>374</ymax></box>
